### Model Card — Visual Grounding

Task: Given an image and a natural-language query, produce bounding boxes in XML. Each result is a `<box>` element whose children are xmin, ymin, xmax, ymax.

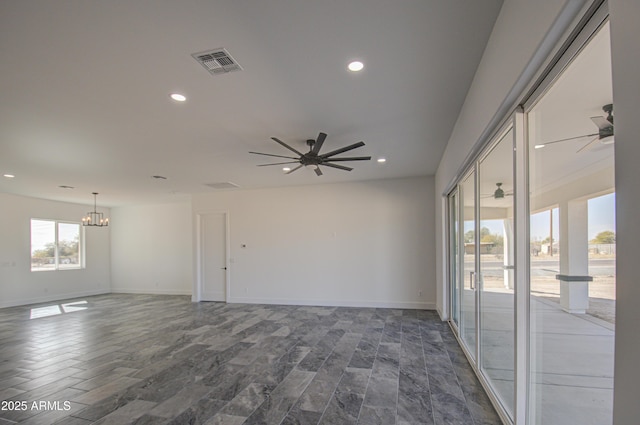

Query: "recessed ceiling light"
<box><xmin>282</xmin><ymin>167</ymin><xmax>291</xmax><ymax>172</ymax></box>
<box><xmin>58</xmin><ymin>185</ymin><xmax>75</xmax><ymax>189</ymax></box>
<box><xmin>169</xmin><ymin>93</ymin><xmax>186</xmax><ymax>102</ymax></box>
<box><xmin>377</xmin><ymin>158</ymin><xmax>386</xmax><ymax>163</ymax></box>
<box><xmin>348</xmin><ymin>61</ymin><xmax>364</xmax><ymax>72</ymax></box>
<box><xmin>3</xmin><ymin>174</ymin><xmax>15</xmax><ymax>178</ymax></box>
<box><xmin>152</xmin><ymin>175</ymin><xmax>168</xmax><ymax>180</ymax></box>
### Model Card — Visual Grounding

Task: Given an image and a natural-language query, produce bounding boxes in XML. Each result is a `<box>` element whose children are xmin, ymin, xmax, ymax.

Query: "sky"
<box><xmin>528</xmin><ymin>192</ymin><xmax>616</xmax><ymax>241</ymax></box>
<box><xmin>472</xmin><ymin>192</ymin><xmax>615</xmax><ymax>242</ymax></box>
<box><xmin>588</xmin><ymin>192</ymin><xmax>616</xmax><ymax>240</ymax></box>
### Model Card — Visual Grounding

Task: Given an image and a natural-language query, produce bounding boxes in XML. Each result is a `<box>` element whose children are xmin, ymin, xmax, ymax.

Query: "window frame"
<box><xmin>30</xmin><ymin>218</ymin><xmax>85</xmax><ymax>272</ymax></box>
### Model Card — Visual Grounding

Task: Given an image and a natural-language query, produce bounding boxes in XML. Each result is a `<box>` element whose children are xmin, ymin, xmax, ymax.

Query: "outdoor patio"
<box><xmin>476</xmin><ymin>260</ymin><xmax>615</xmax><ymax>424</ymax></box>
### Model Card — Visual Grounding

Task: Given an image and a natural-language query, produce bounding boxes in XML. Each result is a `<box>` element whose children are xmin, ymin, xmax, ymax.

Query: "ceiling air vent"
<box><xmin>205</xmin><ymin>182</ymin><xmax>240</xmax><ymax>190</ymax></box>
<box><xmin>192</xmin><ymin>48</ymin><xmax>242</xmax><ymax>75</ymax></box>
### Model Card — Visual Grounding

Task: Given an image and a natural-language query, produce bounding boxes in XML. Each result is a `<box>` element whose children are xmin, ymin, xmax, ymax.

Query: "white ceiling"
<box><xmin>458</xmin><ymin>21</ymin><xmax>613</xmax><ymax>211</ymax></box>
<box><xmin>0</xmin><ymin>0</ymin><xmax>503</xmax><ymax>207</ymax></box>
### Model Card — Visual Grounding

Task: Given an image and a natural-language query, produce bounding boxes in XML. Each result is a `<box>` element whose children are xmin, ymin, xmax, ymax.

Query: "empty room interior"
<box><xmin>1</xmin><ymin>1</ymin><xmax>639</xmax><ymax>424</ymax></box>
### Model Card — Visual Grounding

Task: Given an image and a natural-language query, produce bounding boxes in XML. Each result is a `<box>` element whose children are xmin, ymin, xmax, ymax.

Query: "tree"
<box><xmin>464</xmin><ymin>230</ymin><xmax>474</xmax><ymax>243</ymax></box>
<box><xmin>465</xmin><ymin>227</ymin><xmax>492</xmax><ymax>243</ymax></box>
<box><xmin>58</xmin><ymin>239</ymin><xmax>78</xmax><ymax>257</ymax></box>
<box><xmin>32</xmin><ymin>242</ymin><xmax>55</xmax><ymax>259</ymax></box>
<box><xmin>32</xmin><ymin>239</ymin><xmax>79</xmax><ymax>260</ymax></box>
<box><xmin>591</xmin><ymin>230</ymin><xmax>615</xmax><ymax>244</ymax></box>
<box><xmin>481</xmin><ymin>232</ymin><xmax>504</xmax><ymax>246</ymax></box>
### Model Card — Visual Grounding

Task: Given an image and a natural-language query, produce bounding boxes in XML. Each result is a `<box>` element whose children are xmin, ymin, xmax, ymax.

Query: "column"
<box><xmin>557</xmin><ymin>199</ymin><xmax>592</xmax><ymax>314</ymax></box>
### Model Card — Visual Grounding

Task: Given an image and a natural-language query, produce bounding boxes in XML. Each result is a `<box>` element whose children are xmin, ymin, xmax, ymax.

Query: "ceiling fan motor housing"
<box><xmin>301</xmin><ymin>153</ymin><xmax>322</xmax><ymax>166</ymax></box>
<box><xmin>494</xmin><ymin>183</ymin><xmax>504</xmax><ymax>199</ymax></box>
<box><xmin>249</xmin><ymin>132</ymin><xmax>371</xmax><ymax>176</ymax></box>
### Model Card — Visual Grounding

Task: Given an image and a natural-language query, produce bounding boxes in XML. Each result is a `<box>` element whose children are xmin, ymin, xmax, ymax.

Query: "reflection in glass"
<box><xmin>450</xmin><ymin>192</ymin><xmax>460</xmax><ymax>327</ymax></box>
<box><xmin>528</xmin><ymin>22</ymin><xmax>615</xmax><ymax>425</ymax></box>
<box><xmin>479</xmin><ymin>129</ymin><xmax>515</xmax><ymax>418</ymax></box>
<box><xmin>461</xmin><ymin>172</ymin><xmax>477</xmax><ymax>358</ymax></box>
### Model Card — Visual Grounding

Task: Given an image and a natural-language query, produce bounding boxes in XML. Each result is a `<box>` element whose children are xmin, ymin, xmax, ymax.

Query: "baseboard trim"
<box><xmin>0</xmin><ymin>289</ymin><xmax>111</xmax><ymax>309</ymax></box>
<box><xmin>110</xmin><ymin>288</ymin><xmax>192</xmax><ymax>296</ymax></box>
<box><xmin>226</xmin><ymin>296</ymin><xmax>435</xmax><ymax>310</ymax></box>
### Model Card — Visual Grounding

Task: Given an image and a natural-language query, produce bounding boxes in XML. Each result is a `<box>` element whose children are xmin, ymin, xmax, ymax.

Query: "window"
<box><xmin>30</xmin><ymin>219</ymin><xmax>83</xmax><ymax>271</ymax></box>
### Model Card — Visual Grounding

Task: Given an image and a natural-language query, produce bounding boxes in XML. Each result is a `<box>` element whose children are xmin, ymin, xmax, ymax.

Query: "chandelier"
<box><xmin>82</xmin><ymin>192</ymin><xmax>109</xmax><ymax>227</ymax></box>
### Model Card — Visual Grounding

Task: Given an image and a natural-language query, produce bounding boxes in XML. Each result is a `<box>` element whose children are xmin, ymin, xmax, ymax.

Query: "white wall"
<box><xmin>609</xmin><ymin>1</ymin><xmax>640</xmax><ymax>423</ymax></box>
<box><xmin>110</xmin><ymin>201</ymin><xmax>192</xmax><ymax>295</ymax></box>
<box><xmin>434</xmin><ymin>0</ymin><xmax>587</xmax><ymax>316</ymax></box>
<box><xmin>0</xmin><ymin>193</ymin><xmax>110</xmax><ymax>307</ymax></box>
<box><xmin>192</xmin><ymin>177</ymin><xmax>434</xmax><ymax>309</ymax></box>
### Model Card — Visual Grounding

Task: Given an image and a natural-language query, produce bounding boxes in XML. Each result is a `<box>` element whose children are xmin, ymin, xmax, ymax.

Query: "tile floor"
<box><xmin>0</xmin><ymin>294</ymin><xmax>501</xmax><ymax>424</ymax></box>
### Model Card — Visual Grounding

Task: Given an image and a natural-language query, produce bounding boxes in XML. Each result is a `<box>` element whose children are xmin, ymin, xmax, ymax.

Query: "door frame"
<box><xmin>194</xmin><ymin>210</ymin><xmax>230</xmax><ymax>302</ymax></box>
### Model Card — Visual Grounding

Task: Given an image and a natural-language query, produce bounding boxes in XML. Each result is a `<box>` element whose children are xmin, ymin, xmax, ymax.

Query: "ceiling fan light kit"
<box><xmin>250</xmin><ymin>132</ymin><xmax>371</xmax><ymax>176</ymax></box>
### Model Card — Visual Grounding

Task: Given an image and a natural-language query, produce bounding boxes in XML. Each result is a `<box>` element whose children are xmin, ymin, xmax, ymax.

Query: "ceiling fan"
<box><xmin>534</xmin><ymin>104</ymin><xmax>614</xmax><ymax>152</ymax></box>
<box><xmin>481</xmin><ymin>182</ymin><xmax>513</xmax><ymax>199</ymax></box>
<box><xmin>249</xmin><ymin>132</ymin><xmax>371</xmax><ymax>176</ymax></box>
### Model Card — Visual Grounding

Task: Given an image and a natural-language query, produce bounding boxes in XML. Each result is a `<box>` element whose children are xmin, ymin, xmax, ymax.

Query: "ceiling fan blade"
<box><xmin>320</xmin><ymin>141</ymin><xmax>365</xmax><ymax>158</ymax></box>
<box><xmin>537</xmin><ymin>133</ymin><xmax>598</xmax><ymax>147</ymax></box>
<box><xmin>591</xmin><ymin>116</ymin><xmax>612</xmax><ymax>131</ymax></box>
<box><xmin>311</xmin><ymin>132</ymin><xmax>327</xmax><ymax>155</ymax></box>
<box><xmin>249</xmin><ymin>151</ymin><xmax>299</xmax><ymax>160</ymax></box>
<box><xmin>257</xmin><ymin>161</ymin><xmax>300</xmax><ymax>167</ymax></box>
<box><xmin>323</xmin><ymin>156</ymin><xmax>371</xmax><ymax>162</ymax></box>
<box><xmin>314</xmin><ymin>167</ymin><xmax>323</xmax><ymax>176</ymax></box>
<box><xmin>271</xmin><ymin>137</ymin><xmax>304</xmax><ymax>156</ymax></box>
<box><xmin>577</xmin><ymin>136</ymin><xmax>600</xmax><ymax>153</ymax></box>
<box><xmin>286</xmin><ymin>165</ymin><xmax>303</xmax><ymax>174</ymax></box>
<box><xmin>322</xmin><ymin>162</ymin><xmax>353</xmax><ymax>171</ymax></box>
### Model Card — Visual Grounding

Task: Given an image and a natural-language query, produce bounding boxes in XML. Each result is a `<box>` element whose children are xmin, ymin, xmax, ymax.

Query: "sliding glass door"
<box><xmin>460</xmin><ymin>171</ymin><xmax>477</xmax><ymax>360</ymax></box>
<box><xmin>526</xmin><ymin>19</ymin><xmax>614</xmax><ymax>425</ymax></box>
<box><xmin>478</xmin><ymin>128</ymin><xmax>515</xmax><ymax>418</ymax></box>
<box><xmin>446</xmin><ymin>6</ymin><xmax>614</xmax><ymax>424</ymax></box>
<box><xmin>448</xmin><ymin>125</ymin><xmax>516</xmax><ymax>420</ymax></box>
<box><xmin>449</xmin><ymin>191</ymin><xmax>460</xmax><ymax>328</ymax></box>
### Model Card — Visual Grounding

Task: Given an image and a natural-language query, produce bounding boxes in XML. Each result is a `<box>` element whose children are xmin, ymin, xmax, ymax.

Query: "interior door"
<box><xmin>200</xmin><ymin>212</ymin><xmax>227</xmax><ymax>301</ymax></box>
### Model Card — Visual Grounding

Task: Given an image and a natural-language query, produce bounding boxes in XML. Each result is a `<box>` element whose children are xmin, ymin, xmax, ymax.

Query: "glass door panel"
<box><xmin>528</xmin><ymin>21</ymin><xmax>614</xmax><ymax>425</ymax></box>
<box><xmin>478</xmin><ymin>128</ymin><xmax>515</xmax><ymax>418</ymax></box>
<box><xmin>450</xmin><ymin>191</ymin><xmax>460</xmax><ymax>327</ymax></box>
<box><xmin>460</xmin><ymin>172</ymin><xmax>477</xmax><ymax>358</ymax></box>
